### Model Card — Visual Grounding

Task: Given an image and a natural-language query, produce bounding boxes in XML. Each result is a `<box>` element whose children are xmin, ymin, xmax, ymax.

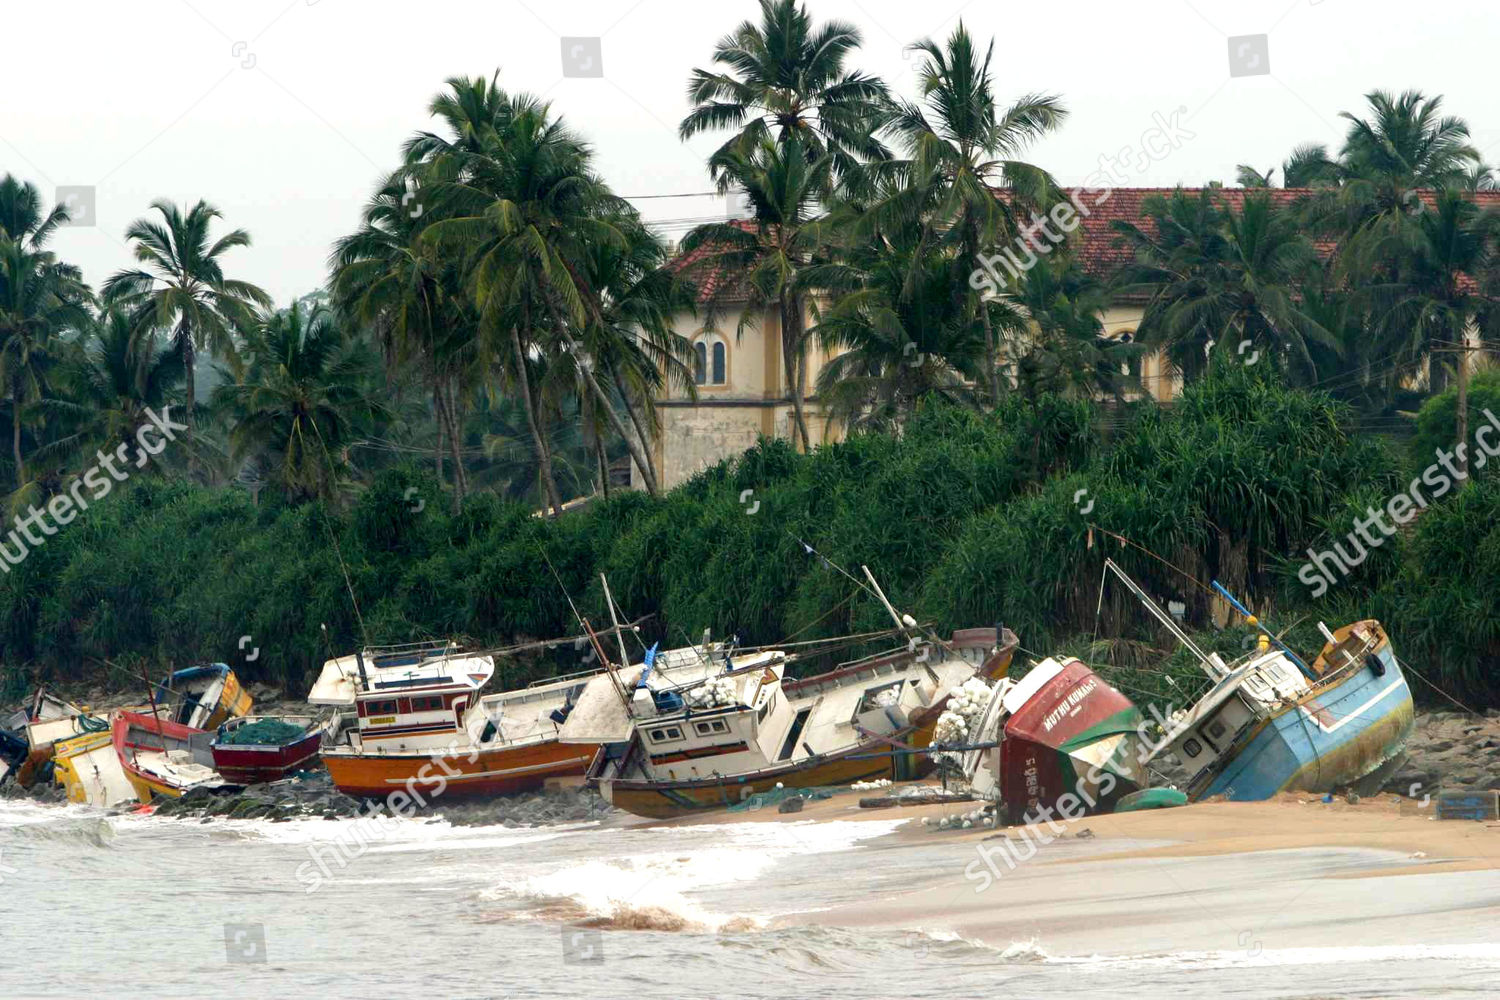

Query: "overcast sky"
<box><xmin>7</xmin><ymin>0</ymin><xmax>1499</xmax><ymax>304</ymax></box>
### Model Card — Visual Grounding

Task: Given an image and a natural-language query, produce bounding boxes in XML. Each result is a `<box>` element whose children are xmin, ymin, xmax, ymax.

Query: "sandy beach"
<box><xmin>629</xmin><ymin>785</ymin><xmax>1500</xmax><ymax>961</ymax></box>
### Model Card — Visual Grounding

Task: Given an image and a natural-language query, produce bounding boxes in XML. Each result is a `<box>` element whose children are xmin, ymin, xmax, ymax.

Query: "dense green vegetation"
<box><xmin>4</xmin><ymin>368</ymin><xmax>1499</xmax><ymax>709</ymax></box>
<box><xmin>5</xmin><ymin>1</ymin><xmax>1500</xmax><ymax>707</ymax></box>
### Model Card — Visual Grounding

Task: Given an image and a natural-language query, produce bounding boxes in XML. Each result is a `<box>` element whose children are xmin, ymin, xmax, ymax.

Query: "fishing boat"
<box><xmin>12</xmin><ymin>690</ymin><xmax>105</xmax><ymax>787</ymax></box>
<box><xmin>53</xmin><ymin>727</ymin><xmax>138</xmax><ymax>807</ymax></box>
<box><xmin>211</xmin><ymin>716</ymin><xmax>326</xmax><ymax>785</ymax></box>
<box><xmin>566</xmin><ymin>626</ymin><xmax>1019</xmax><ymax>820</ymax></box>
<box><xmin>1105</xmin><ymin>559</ymin><xmax>1415</xmax><ymax>801</ymax></box>
<box><xmin>318</xmin><ymin>641</ymin><xmax>612</xmax><ymax>800</ymax></box>
<box><xmin>113</xmin><ymin>710</ymin><xmax>224</xmax><ymax>802</ymax></box>
<box><xmin>961</xmin><ymin>656</ymin><xmax>1147</xmax><ymax>824</ymax></box>
<box><xmin>154</xmin><ymin>664</ymin><xmax>253</xmax><ymax>730</ymax></box>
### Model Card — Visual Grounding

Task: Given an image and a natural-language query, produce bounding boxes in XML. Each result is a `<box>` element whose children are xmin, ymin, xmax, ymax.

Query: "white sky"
<box><xmin>7</xmin><ymin>0</ymin><xmax>1499</xmax><ymax>304</ymax></box>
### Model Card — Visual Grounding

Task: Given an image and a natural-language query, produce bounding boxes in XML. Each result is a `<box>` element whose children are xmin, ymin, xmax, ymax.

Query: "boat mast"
<box><xmin>1101</xmin><ymin>559</ymin><xmax>1219</xmax><ymax>677</ymax></box>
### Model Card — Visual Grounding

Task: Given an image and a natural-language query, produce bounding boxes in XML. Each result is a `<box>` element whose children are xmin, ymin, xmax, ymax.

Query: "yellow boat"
<box><xmin>53</xmin><ymin>727</ymin><xmax>138</xmax><ymax>807</ymax></box>
<box><xmin>154</xmin><ymin>664</ymin><xmax>253</xmax><ymax>730</ymax></box>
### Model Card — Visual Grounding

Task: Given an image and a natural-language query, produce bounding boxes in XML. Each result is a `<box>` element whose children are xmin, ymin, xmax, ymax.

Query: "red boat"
<box><xmin>995</xmin><ymin>657</ymin><xmax>1146</xmax><ymax>824</ymax></box>
<box><xmin>114</xmin><ymin>710</ymin><xmax>224</xmax><ymax>802</ymax></box>
<box><xmin>210</xmin><ymin>716</ymin><xmax>325</xmax><ymax>785</ymax></box>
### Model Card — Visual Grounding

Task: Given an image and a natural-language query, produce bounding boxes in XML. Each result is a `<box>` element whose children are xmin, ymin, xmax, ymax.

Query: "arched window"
<box><xmin>693</xmin><ymin>337</ymin><xmax>728</xmax><ymax>386</ymax></box>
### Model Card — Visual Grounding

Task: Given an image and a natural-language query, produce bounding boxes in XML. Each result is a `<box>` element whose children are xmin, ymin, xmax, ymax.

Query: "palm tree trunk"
<box><xmin>10</xmin><ymin>390</ymin><xmax>23</xmax><ymax>489</ymax></box>
<box><xmin>432</xmin><ymin>386</ymin><xmax>445</xmax><ymax>489</ymax></box>
<box><xmin>979</xmin><ymin>302</ymin><xmax>1002</xmax><ymax>407</ymax></box>
<box><xmin>510</xmin><ymin>325</ymin><xmax>563</xmax><ymax>515</ymax></box>
<box><xmin>612</xmin><ymin>368</ymin><xmax>660</xmax><ymax>491</ymax></box>
<box><xmin>780</xmin><ymin>296</ymin><xmax>811</xmax><ymax>451</ymax></box>
<box><xmin>433</xmin><ymin>386</ymin><xmax>462</xmax><ymax>514</ymax></box>
<box><xmin>444</xmin><ymin>377</ymin><xmax>469</xmax><ymax>502</ymax></box>
<box><xmin>539</xmin><ymin>295</ymin><xmax>661</xmax><ymax>497</ymax></box>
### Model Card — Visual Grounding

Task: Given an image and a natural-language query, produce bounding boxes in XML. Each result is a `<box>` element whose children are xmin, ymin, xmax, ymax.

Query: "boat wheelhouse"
<box><xmin>153</xmin><ymin>664</ymin><xmax>253</xmax><ymax>730</ymax></box>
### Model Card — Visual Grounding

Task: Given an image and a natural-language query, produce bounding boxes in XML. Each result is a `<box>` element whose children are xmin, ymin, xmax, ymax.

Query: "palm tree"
<box><xmin>679</xmin><ymin>0</ymin><xmax>889</xmax><ymax>185</ymax></box>
<box><xmin>213</xmin><ymin>303</ymin><xmax>388</xmax><ymax>502</ymax></box>
<box><xmin>41</xmin><ymin>309</ymin><xmax>186</xmax><ymax>472</ymax></box>
<box><xmin>422</xmin><ymin>88</ymin><xmax>664</xmax><ymax>498</ymax></box>
<box><xmin>331</xmin><ymin>169</ymin><xmax>477</xmax><ymax>508</ymax></box>
<box><xmin>810</xmin><ymin>215</ymin><xmax>982</xmax><ymax>431</ymax></box>
<box><xmin>1113</xmin><ymin>190</ymin><xmax>1337</xmax><ymax>383</ymax></box>
<box><xmin>679</xmin><ymin>136</ymin><xmax>830</xmax><ymax>451</ymax></box>
<box><xmin>877</xmin><ymin>22</ymin><xmax>1068</xmax><ymax>405</ymax></box>
<box><xmin>1355</xmin><ymin>191</ymin><xmax>1500</xmax><ymax>469</ymax></box>
<box><xmin>102</xmin><ymin>199</ymin><xmax>271</xmax><ymax>445</ymax></box>
<box><xmin>1235</xmin><ymin>144</ymin><xmax>1340</xmax><ymax>189</ymax></box>
<box><xmin>1000</xmin><ymin>260</ymin><xmax>1142</xmax><ymax>403</ymax></box>
<box><xmin>0</xmin><ymin>175</ymin><xmax>91</xmax><ymax>489</ymax></box>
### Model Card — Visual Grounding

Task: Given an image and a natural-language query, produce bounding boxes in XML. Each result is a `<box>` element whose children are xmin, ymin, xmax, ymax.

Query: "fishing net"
<box><xmin>725</xmin><ymin>785</ymin><xmax>835</xmax><ymax>813</ymax></box>
<box><xmin>219</xmin><ymin>719</ymin><xmax>306</xmax><ymax>745</ymax></box>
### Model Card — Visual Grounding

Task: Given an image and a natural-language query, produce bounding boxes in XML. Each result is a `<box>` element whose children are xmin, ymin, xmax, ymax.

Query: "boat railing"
<box><xmin>524</xmin><ymin>666</ymin><xmax>606</xmax><ymax>689</ymax></box>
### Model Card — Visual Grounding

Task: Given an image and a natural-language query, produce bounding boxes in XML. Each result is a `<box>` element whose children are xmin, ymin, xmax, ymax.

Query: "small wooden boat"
<box><xmin>211</xmin><ymin>716</ymin><xmax>325</xmax><ymax>785</ymax></box>
<box><xmin>566</xmin><ymin>627</ymin><xmax>1018</xmax><ymax>820</ymax></box>
<box><xmin>154</xmin><ymin>664</ymin><xmax>254</xmax><ymax>730</ymax></box>
<box><xmin>113</xmin><ymin>710</ymin><xmax>224</xmax><ymax>802</ymax></box>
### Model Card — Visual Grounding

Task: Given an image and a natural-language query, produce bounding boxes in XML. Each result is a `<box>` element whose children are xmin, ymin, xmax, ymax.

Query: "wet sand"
<box><xmin>624</xmin><ymin>785</ymin><xmax>1500</xmax><ymax>958</ymax></box>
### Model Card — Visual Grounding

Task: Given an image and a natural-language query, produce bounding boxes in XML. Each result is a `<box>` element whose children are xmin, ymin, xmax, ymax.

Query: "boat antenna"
<box><xmin>1100</xmin><ymin>559</ymin><xmax>1216</xmax><ymax>672</ymax></box>
<box><xmin>791</xmin><ymin>533</ymin><xmax>946</xmax><ymax>651</ymax></box>
<box><xmin>538</xmin><ymin>547</ymin><xmax>629</xmax><ymax>710</ymax></box>
<box><xmin>1210</xmin><ymin>580</ymin><xmax>1314</xmax><ymax>678</ymax></box>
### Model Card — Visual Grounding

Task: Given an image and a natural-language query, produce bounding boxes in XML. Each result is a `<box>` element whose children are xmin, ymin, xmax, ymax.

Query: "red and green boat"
<box><xmin>995</xmin><ymin>657</ymin><xmax>1146</xmax><ymax>824</ymax></box>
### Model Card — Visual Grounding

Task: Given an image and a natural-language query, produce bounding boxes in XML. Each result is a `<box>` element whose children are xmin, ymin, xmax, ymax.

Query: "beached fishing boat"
<box><xmin>53</xmin><ymin>727</ymin><xmax>138</xmax><ymax>807</ymax></box>
<box><xmin>318</xmin><ymin>641</ymin><xmax>608</xmax><ymax>799</ymax></box>
<box><xmin>113</xmin><ymin>710</ymin><xmax>224</xmax><ymax>802</ymax></box>
<box><xmin>1105</xmin><ymin>560</ymin><xmax>1415</xmax><ymax>801</ymax></box>
<box><xmin>961</xmin><ymin>656</ymin><xmax>1146</xmax><ymax>823</ymax></box>
<box><xmin>211</xmin><ymin>716</ymin><xmax>326</xmax><ymax>785</ymax></box>
<box><xmin>11</xmin><ymin>690</ymin><xmax>106</xmax><ymax>787</ymax></box>
<box><xmin>154</xmin><ymin>664</ymin><xmax>253</xmax><ymax>730</ymax></box>
<box><xmin>566</xmin><ymin>627</ymin><xmax>1019</xmax><ymax>819</ymax></box>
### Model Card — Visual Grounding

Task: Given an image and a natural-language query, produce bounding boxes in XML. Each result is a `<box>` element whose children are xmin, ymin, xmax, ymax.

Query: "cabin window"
<box><xmin>365</xmin><ymin>699</ymin><xmax>399</xmax><ymax>717</ymax></box>
<box><xmin>648</xmin><ymin>726</ymin><xmax>684</xmax><ymax>744</ymax></box>
<box><xmin>1182</xmin><ymin>737</ymin><xmax>1203</xmax><ymax>758</ymax></box>
<box><xmin>410</xmin><ymin>695</ymin><xmax>444</xmax><ymax>712</ymax></box>
<box><xmin>758</xmin><ymin>694</ymin><xmax>775</xmax><ymax>722</ymax></box>
<box><xmin>1205</xmin><ymin>718</ymin><xmax>1227</xmax><ymax>741</ymax></box>
<box><xmin>693</xmin><ymin>719</ymin><xmax>729</xmax><ymax>736</ymax></box>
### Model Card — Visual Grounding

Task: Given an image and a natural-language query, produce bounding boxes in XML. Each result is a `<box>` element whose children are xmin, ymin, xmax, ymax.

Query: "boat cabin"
<box><xmin>154</xmin><ymin>664</ymin><xmax>253</xmax><ymax>730</ymax></box>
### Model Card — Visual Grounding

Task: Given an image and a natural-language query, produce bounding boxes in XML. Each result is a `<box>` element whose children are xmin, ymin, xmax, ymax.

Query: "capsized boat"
<box><xmin>960</xmin><ymin>656</ymin><xmax>1146</xmax><ymax>824</ymax></box>
<box><xmin>567</xmin><ymin>627</ymin><xmax>1019</xmax><ymax>820</ymax></box>
<box><xmin>154</xmin><ymin>664</ymin><xmax>253</xmax><ymax>730</ymax></box>
<box><xmin>54</xmin><ymin>727</ymin><xmax>138</xmax><ymax>807</ymax></box>
<box><xmin>113</xmin><ymin>710</ymin><xmax>224</xmax><ymax>802</ymax></box>
<box><xmin>1105</xmin><ymin>559</ymin><xmax>1415</xmax><ymax>801</ymax></box>
<box><xmin>211</xmin><ymin>716</ymin><xmax>326</xmax><ymax>785</ymax></box>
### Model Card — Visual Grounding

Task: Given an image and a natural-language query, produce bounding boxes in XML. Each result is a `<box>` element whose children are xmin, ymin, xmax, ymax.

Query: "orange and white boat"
<box><xmin>317</xmin><ymin>642</ymin><xmax>606</xmax><ymax>800</ymax></box>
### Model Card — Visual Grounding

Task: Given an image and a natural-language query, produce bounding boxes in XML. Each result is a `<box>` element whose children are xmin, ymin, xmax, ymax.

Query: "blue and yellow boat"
<box><xmin>1105</xmin><ymin>560</ymin><xmax>1416</xmax><ymax>801</ymax></box>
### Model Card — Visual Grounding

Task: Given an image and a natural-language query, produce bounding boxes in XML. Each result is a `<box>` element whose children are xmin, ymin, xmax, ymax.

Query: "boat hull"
<box><xmin>1196</xmin><ymin>643</ymin><xmax>1414</xmax><ymax>801</ymax></box>
<box><xmin>113</xmin><ymin>711</ymin><xmax>222</xmax><ymax>803</ymax></box>
<box><xmin>1000</xmin><ymin>659</ymin><xmax>1145</xmax><ymax>824</ymax></box>
<box><xmin>211</xmin><ymin>731</ymin><xmax>323</xmax><ymax>785</ymax></box>
<box><xmin>323</xmin><ymin>738</ymin><xmax>598</xmax><ymax>800</ymax></box>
